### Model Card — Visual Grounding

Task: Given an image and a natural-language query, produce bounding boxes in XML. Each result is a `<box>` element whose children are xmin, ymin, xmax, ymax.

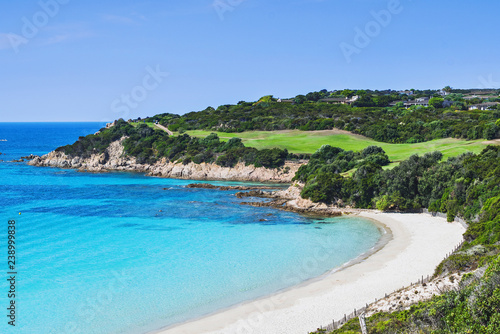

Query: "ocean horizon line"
<box><xmin>0</xmin><ymin>121</ymin><xmax>111</xmax><ymax>123</ymax></box>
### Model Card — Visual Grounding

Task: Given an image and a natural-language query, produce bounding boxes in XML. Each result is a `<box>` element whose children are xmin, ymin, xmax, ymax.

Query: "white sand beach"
<box><xmin>154</xmin><ymin>212</ymin><xmax>465</xmax><ymax>334</ymax></box>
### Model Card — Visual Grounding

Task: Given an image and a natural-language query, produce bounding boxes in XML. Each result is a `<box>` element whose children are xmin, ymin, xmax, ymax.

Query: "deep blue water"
<box><xmin>0</xmin><ymin>123</ymin><xmax>382</xmax><ymax>334</ymax></box>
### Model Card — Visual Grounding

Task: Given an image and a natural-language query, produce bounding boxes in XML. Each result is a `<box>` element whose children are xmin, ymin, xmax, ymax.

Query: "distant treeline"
<box><xmin>146</xmin><ymin>101</ymin><xmax>500</xmax><ymax>143</ymax></box>
<box><xmin>55</xmin><ymin>120</ymin><xmax>303</xmax><ymax>168</ymax></box>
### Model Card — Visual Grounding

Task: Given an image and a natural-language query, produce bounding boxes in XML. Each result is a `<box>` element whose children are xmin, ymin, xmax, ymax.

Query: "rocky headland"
<box><xmin>28</xmin><ymin>137</ymin><xmax>302</xmax><ymax>183</ymax></box>
<box><xmin>27</xmin><ymin>137</ymin><xmax>355</xmax><ymax>216</ymax></box>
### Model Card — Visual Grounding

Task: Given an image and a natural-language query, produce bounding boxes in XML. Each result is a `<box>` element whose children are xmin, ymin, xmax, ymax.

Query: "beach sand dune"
<box><xmin>154</xmin><ymin>212</ymin><xmax>465</xmax><ymax>334</ymax></box>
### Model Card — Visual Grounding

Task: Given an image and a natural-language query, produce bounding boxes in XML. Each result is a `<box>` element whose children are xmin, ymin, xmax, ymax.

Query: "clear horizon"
<box><xmin>1</xmin><ymin>0</ymin><xmax>499</xmax><ymax>122</ymax></box>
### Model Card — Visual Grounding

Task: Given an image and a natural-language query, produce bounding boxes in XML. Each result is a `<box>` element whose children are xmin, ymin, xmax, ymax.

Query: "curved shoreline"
<box><xmin>25</xmin><ymin>151</ymin><xmax>466</xmax><ymax>333</ymax></box>
<box><xmin>148</xmin><ymin>215</ymin><xmax>392</xmax><ymax>334</ymax></box>
<box><xmin>151</xmin><ymin>211</ymin><xmax>465</xmax><ymax>334</ymax></box>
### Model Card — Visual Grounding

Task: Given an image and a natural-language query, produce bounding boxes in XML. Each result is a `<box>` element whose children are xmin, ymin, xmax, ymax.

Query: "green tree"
<box><xmin>301</xmin><ymin>172</ymin><xmax>345</xmax><ymax>204</ymax></box>
<box><xmin>294</xmin><ymin>95</ymin><xmax>306</xmax><ymax>104</ymax></box>
<box><xmin>305</xmin><ymin>92</ymin><xmax>321</xmax><ymax>101</ymax></box>
<box><xmin>256</xmin><ymin>95</ymin><xmax>274</xmax><ymax>105</ymax></box>
<box><xmin>340</xmin><ymin>89</ymin><xmax>355</xmax><ymax>98</ymax></box>
<box><xmin>429</xmin><ymin>97</ymin><xmax>444</xmax><ymax>108</ymax></box>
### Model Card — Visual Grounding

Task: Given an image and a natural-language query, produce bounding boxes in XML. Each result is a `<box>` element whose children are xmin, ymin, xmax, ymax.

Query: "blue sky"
<box><xmin>0</xmin><ymin>0</ymin><xmax>499</xmax><ymax>122</ymax></box>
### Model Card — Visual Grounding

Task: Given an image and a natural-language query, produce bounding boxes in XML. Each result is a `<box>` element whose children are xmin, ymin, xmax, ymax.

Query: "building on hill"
<box><xmin>464</xmin><ymin>94</ymin><xmax>498</xmax><ymax>100</ymax></box>
<box><xmin>389</xmin><ymin>100</ymin><xmax>404</xmax><ymax>107</ymax></box>
<box><xmin>319</xmin><ymin>97</ymin><xmax>348</xmax><ymax>104</ymax></box>
<box><xmin>319</xmin><ymin>95</ymin><xmax>359</xmax><ymax>105</ymax></box>
<box><xmin>464</xmin><ymin>95</ymin><xmax>479</xmax><ymax>100</ymax></box>
<box><xmin>468</xmin><ymin>102</ymin><xmax>499</xmax><ymax>110</ymax></box>
<box><xmin>390</xmin><ymin>97</ymin><xmax>431</xmax><ymax>108</ymax></box>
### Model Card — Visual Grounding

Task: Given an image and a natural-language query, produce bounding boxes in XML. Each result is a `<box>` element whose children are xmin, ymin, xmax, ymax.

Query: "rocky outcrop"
<box><xmin>147</xmin><ymin>160</ymin><xmax>301</xmax><ymax>183</ymax></box>
<box><xmin>235</xmin><ymin>190</ymin><xmax>272</xmax><ymax>198</ymax></box>
<box><xmin>186</xmin><ymin>184</ymin><xmax>281</xmax><ymax>191</ymax></box>
<box><xmin>28</xmin><ymin>138</ymin><xmax>302</xmax><ymax>183</ymax></box>
<box><xmin>240</xmin><ymin>199</ymin><xmax>343</xmax><ymax>217</ymax></box>
<box><xmin>236</xmin><ymin>182</ymin><xmax>360</xmax><ymax>216</ymax></box>
<box><xmin>29</xmin><ymin>137</ymin><xmax>142</xmax><ymax>172</ymax></box>
<box><xmin>106</xmin><ymin>120</ymin><xmax>118</xmax><ymax>128</ymax></box>
<box><xmin>9</xmin><ymin>154</ymin><xmax>37</xmax><ymax>162</ymax></box>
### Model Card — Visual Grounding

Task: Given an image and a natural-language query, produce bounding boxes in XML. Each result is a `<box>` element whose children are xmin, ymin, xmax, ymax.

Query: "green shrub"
<box><xmin>56</xmin><ymin>121</ymin><xmax>289</xmax><ymax>169</ymax></box>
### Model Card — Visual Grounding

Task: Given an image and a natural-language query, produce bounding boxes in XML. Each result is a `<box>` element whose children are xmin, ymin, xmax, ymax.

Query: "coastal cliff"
<box><xmin>28</xmin><ymin>138</ymin><xmax>302</xmax><ymax>183</ymax></box>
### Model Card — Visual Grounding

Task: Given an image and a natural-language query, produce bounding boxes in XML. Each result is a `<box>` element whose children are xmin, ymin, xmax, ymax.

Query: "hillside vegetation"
<box><xmin>307</xmin><ymin>145</ymin><xmax>500</xmax><ymax>333</ymax></box>
<box><xmin>144</xmin><ymin>89</ymin><xmax>500</xmax><ymax>144</ymax></box>
<box><xmin>297</xmin><ymin>145</ymin><xmax>499</xmax><ymax>222</ymax></box>
<box><xmin>55</xmin><ymin>120</ymin><xmax>296</xmax><ymax>169</ymax></box>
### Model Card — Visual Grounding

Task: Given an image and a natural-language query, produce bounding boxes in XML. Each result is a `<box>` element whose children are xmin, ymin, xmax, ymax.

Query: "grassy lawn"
<box><xmin>181</xmin><ymin>129</ymin><xmax>495</xmax><ymax>162</ymax></box>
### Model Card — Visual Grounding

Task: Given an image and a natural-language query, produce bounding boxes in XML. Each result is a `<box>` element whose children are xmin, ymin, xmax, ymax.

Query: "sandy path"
<box><xmin>154</xmin><ymin>123</ymin><xmax>173</xmax><ymax>135</ymax></box>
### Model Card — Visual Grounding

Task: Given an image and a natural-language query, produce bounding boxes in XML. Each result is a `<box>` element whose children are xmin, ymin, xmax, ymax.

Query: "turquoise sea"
<box><xmin>0</xmin><ymin>123</ymin><xmax>382</xmax><ymax>334</ymax></box>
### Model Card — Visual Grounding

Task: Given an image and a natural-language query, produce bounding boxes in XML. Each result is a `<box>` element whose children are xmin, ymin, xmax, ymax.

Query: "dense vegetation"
<box><xmin>298</xmin><ymin>145</ymin><xmax>499</xmax><ymax>218</ymax></box>
<box><xmin>144</xmin><ymin>88</ymin><xmax>500</xmax><ymax>144</ymax></box>
<box><xmin>293</xmin><ymin>145</ymin><xmax>390</xmax><ymax>207</ymax></box>
<box><xmin>55</xmin><ymin>119</ymin><xmax>297</xmax><ymax>169</ymax></box>
<box><xmin>306</xmin><ymin>146</ymin><xmax>500</xmax><ymax>333</ymax></box>
<box><xmin>148</xmin><ymin>104</ymin><xmax>500</xmax><ymax>143</ymax></box>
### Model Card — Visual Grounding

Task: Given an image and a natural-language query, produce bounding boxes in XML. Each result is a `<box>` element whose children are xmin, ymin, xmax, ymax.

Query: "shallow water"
<box><xmin>0</xmin><ymin>123</ymin><xmax>381</xmax><ymax>334</ymax></box>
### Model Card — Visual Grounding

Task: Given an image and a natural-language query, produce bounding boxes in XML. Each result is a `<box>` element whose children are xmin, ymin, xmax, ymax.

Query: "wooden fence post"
<box><xmin>359</xmin><ymin>313</ymin><xmax>368</xmax><ymax>334</ymax></box>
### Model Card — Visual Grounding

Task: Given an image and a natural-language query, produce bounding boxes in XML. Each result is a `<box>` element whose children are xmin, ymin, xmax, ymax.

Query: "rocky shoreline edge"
<box><xmin>24</xmin><ymin>137</ymin><xmax>355</xmax><ymax>216</ymax></box>
<box><xmin>26</xmin><ymin>137</ymin><xmax>302</xmax><ymax>183</ymax></box>
<box><xmin>187</xmin><ymin>182</ymin><xmax>358</xmax><ymax>217</ymax></box>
